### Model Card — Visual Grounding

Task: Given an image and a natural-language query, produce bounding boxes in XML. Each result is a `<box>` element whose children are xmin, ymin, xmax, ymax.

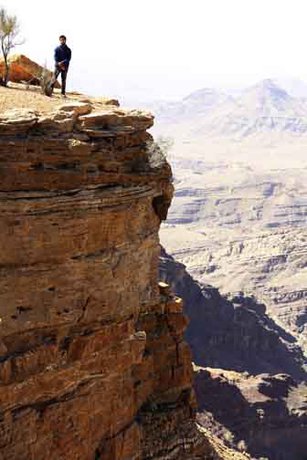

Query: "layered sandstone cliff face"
<box><xmin>0</xmin><ymin>96</ymin><xmax>212</xmax><ymax>460</ymax></box>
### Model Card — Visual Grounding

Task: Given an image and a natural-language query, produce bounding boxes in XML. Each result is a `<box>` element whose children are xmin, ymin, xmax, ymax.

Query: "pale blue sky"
<box><xmin>2</xmin><ymin>0</ymin><xmax>307</xmax><ymax>102</ymax></box>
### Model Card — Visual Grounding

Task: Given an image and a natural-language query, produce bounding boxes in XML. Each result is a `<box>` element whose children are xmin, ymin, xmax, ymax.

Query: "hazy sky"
<box><xmin>3</xmin><ymin>0</ymin><xmax>307</xmax><ymax>102</ymax></box>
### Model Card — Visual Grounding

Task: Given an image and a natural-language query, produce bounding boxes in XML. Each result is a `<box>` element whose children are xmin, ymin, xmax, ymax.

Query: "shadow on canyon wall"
<box><xmin>159</xmin><ymin>247</ymin><xmax>307</xmax><ymax>460</ymax></box>
<box><xmin>159</xmin><ymin>247</ymin><xmax>306</xmax><ymax>380</ymax></box>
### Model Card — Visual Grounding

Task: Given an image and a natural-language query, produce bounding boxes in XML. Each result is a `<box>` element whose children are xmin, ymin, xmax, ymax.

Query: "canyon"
<box><xmin>153</xmin><ymin>79</ymin><xmax>307</xmax><ymax>356</ymax></box>
<box><xmin>160</xmin><ymin>250</ymin><xmax>307</xmax><ymax>460</ymax></box>
<box><xmin>0</xmin><ymin>72</ymin><xmax>306</xmax><ymax>459</ymax></box>
<box><xmin>152</xmin><ymin>79</ymin><xmax>307</xmax><ymax>459</ymax></box>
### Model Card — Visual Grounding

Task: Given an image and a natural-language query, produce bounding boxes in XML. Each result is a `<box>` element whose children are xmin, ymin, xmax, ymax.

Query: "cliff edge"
<box><xmin>0</xmin><ymin>87</ymin><xmax>211</xmax><ymax>460</ymax></box>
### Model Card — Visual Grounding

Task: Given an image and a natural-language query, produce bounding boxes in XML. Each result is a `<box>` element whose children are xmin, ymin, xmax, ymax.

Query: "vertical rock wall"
<box><xmin>0</xmin><ymin>103</ymin><xmax>207</xmax><ymax>459</ymax></box>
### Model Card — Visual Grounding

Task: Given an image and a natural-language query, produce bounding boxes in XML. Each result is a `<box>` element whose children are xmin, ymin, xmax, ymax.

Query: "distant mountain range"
<box><xmin>152</xmin><ymin>79</ymin><xmax>307</xmax><ymax>138</ymax></box>
<box><xmin>152</xmin><ymin>88</ymin><xmax>231</xmax><ymax>122</ymax></box>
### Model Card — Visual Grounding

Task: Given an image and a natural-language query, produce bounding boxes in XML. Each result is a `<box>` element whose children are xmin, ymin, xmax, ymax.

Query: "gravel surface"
<box><xmin>0</xmin><ymin>84</ymin><xmax>84</xmax><ymax>113</ymax></box>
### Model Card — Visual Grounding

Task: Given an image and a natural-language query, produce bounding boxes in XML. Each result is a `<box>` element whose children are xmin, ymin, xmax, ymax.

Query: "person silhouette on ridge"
<box><xmin>50</xmin><ymin>35</ymin><xmax>72</xmax><ymax>98</ymax></box>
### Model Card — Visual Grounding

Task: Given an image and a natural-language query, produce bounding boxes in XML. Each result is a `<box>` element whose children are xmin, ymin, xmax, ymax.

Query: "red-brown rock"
<box><xmin>0</xmin><ymin>54</ymin><xmax>60</xmax><ymax>87</ymax></box>
<box><xmin>0</xmin><ymin>98</ymin><xmax>213</xmax><ymax>459</ymax></box>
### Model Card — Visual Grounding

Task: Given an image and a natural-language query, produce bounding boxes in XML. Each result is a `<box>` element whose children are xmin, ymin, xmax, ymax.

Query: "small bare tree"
<box><xmin>0</xmin><ymin>8</ymin><xmax>23</xmax><ymax>86</ymax></box>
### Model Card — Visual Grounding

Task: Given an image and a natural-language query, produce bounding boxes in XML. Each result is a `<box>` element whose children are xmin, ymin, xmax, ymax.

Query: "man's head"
<box><xmin>59</xmin><ymin>35</ymin><xmax>66</xmax><ymax>45</ymax></box>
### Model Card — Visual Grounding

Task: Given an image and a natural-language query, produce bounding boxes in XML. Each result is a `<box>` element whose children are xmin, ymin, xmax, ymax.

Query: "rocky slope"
<box><xmin>161</xmin><ymin>175</ymin><xmax>307</xmax><ymax>354</ymax></box>
<box><xmin>0</xmin><ymin>89</ymin><xmax>217</xmax><ymax>460</ymax></box>
<box><xmin>195</xmin><ymin>368</ymin><xmax>307</xmax><ymax>460</ymax></box>
<box><xmin>160</xmin><ymin>250</ymin><xmax>306</xmax><ymax>378</ymax></box>
<box><xmin>159</xmin><ymin>250</ymin><xmax>307</xmax><ymax>459</ymax></box>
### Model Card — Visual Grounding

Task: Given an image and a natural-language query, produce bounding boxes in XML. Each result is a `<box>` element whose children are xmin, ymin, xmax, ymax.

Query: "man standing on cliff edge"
<box><xmin>49</xmin><ymin>35</ymin><xmax>71</xmax><ymax>97</ymax></box>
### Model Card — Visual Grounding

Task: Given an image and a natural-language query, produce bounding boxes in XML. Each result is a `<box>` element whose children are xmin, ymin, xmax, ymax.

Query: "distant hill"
<box><xmin>151</xmin><ymin>88</ymin><xmax>231</xmax><ymax>123</ymax></box>
<box><xmin>153</xmin><ymin>79</ymin><xmax>307</xmax><ymax>138</ymax></box>
<box><xmin>274</xmin><ymin>77</ymin><xmax>307</xmax><ymax>98</ymax></box>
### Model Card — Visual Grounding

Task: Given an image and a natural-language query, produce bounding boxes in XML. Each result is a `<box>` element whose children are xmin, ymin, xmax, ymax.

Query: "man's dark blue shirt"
<box><xmin>54</xmin><ymin>44</ymin><xmax>72</xmax><ymax>67</ymax></box>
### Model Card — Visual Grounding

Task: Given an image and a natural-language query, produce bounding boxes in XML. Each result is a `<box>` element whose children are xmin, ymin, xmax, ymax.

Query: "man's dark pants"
<box><xmin>51</xmin><ymin>65</ymin><xmax>68</xmax><ymax>95</ymax></box>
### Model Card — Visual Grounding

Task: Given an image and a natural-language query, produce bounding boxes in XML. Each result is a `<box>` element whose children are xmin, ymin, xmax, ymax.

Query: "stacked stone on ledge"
<box><xmin>0</xmin><ymin>99</ymin><xmax>211</xmax><ymax>459</ymax></box>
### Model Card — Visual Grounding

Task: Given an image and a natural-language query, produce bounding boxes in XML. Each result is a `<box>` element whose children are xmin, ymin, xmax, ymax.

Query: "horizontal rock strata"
<box><xmin>0</xmin><ymin>101</ymin><xmax>209</xmax><ymax>459</ymax></box>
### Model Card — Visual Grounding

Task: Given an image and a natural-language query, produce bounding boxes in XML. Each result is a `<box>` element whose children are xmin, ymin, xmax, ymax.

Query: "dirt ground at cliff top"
<box><xmin>0</xmin><ymin>84</ymin><xmax>119</xmax><ymax>114</ymax></box>
<box><xmin>0</xmin><ymin>85</ymin><xmax>75</xmax><ymax>113</ymax></box>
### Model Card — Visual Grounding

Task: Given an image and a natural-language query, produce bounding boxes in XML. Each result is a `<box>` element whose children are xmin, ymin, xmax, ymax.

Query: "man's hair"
<box><xmin>59</xmin><ymin>35</ymin><xmax>66</xmax><ymax>40</ymax></box>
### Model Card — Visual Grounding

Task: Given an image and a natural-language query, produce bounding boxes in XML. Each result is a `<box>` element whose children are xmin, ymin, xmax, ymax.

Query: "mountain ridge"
<box><xmin>153</xmin><ymin>78</ymin><xmax>307</xmax><ymax>138</ymax></box>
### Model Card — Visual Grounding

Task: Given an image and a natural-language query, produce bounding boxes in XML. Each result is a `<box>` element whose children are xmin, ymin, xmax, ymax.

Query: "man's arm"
<box><xmin>54</xmin><ymin>46</ymin><xmax>60</xmax><ymax>64</ymax></box>
<box><xmin>62</xmin><ymin>47</ymin><xmax>71</xmax><ymax>66</ymax></box>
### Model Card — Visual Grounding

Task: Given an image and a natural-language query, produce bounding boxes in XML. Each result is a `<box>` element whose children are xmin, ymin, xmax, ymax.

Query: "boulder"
<box><xmin>0</xmin><ymin>54</ymin><xmax>60</xmax><ymax>88</ymax></box>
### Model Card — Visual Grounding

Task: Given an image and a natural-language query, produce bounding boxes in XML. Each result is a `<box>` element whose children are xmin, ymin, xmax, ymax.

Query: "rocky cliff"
<box><xmin>195</xmin><ymin>368</ymin><xmax>307</xmax><ymax>460</ymax></box>
<box><xmin>160</xmin><ymin>250</ymin><xmax>306</xmax><ymax>378</ymax></box>
<box><xmin>159</xmin><ymin>250</ymin><xmax>307</xmax><ymax>459</ymax></box>
<box><xmin>0</xmin><ymin>93</ymin><xmax>212</xmax><ymax>460</ymax></box>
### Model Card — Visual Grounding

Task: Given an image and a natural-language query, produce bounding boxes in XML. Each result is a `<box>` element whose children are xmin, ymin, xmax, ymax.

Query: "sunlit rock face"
<box><xmin>0</xmin><ymin>97</ymin><xmax>213</xmax><ymax>460</ymax></box>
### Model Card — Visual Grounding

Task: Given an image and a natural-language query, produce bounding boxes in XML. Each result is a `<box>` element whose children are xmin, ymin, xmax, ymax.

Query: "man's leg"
<box><xmin>61</xmin><ymin>69</ymin><xmax>68</xmax><ymax>95</ymax></box>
